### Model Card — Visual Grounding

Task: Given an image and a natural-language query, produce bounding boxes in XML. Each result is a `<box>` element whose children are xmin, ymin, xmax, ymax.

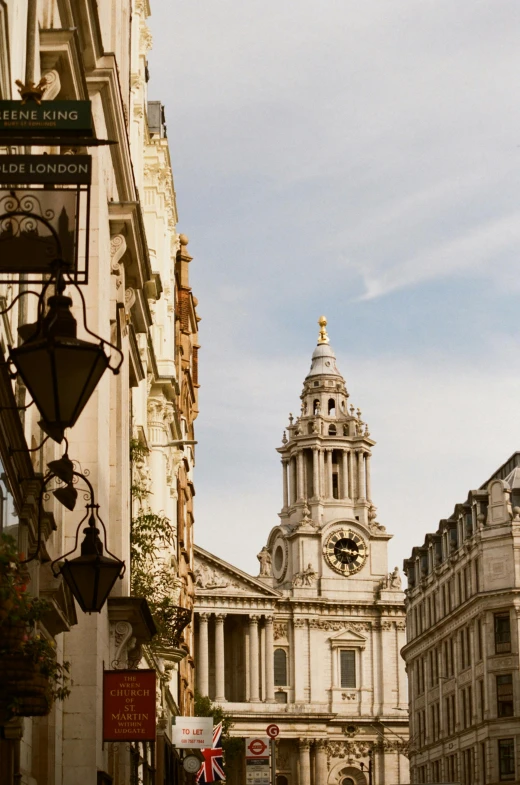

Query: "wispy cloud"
<box><xmin>149</xmin><ymin>0</ymin><xmax>520</xmax><ymax>574</ymax></box>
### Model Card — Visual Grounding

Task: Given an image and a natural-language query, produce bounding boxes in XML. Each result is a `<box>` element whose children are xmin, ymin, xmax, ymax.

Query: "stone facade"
<box><xmin>402</xmin><ymin>453</ymin><xmax>520</xmax><ymax>785</ymax></box>
<box><xmin>194</xmin><ymin>319</ymin><xmax>409</xmax><ymax>785</ymax></box>
<box><xmin>0</xmin><ymin>2</ymin><xmax>198</xmax><ymax>784</ymax></box>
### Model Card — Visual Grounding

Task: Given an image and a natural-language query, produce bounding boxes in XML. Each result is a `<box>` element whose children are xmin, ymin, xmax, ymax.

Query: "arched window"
<box><xmin>274</xmin><ymin>648</ymin><xmax>287</xmax><ymax>686</ymax></box>
<box><xmin>328</xmin><ymin>424</ymin><xmax>337</xmax><ymax>435</ymax></box>
<box><xmin>276</xmin><ymin>777</ymin><xmax>289</xmax><ymax>785</ymax></box>
<box><xmin>328</xmin><ymin>398</ymin><xmax>336</xmax><ymax>415</ymax></box>
<box><xmin>313</xmin><ymin>399</ymin><xmax>320</xmax><ymax>415</ymax></box>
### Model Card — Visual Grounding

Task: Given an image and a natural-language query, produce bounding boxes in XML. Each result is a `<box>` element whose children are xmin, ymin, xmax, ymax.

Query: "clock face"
<box><xmin>324</xmin><ymin>528</ymin><xmax>367</xmax><ymax>575</ymax></box>
<box><xmin>183</xmin><ymin>755</ymin><xmax>203</xmax><ymax>774</ymax></box>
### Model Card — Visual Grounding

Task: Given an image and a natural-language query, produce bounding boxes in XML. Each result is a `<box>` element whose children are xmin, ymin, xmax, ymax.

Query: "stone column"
<box><xmin>244</xmin><ymin>624</ymin><xmax>250</xmax><ymax>701</ymax></box>
<box><xmin>315</xmin><ymin>740</ymin><xmax>328</xmax><ymax>785</ymax></box>
<box><xmin>348</xmin><ymin>449</ymin><xmax>354</xmax><ymax>500</ymax></box>
<box><xmin>265</xmin><ymin>616</ymin><xmax>275</xmax><ymax>702</ymax></box>
<box><xmin>249</xmin><ymin>615</ymin><xmax>260</xmax><ymax>702</ymax></box>
<box><xmin>342</xmin><ymin>451</ymin><xmax>350</xmax><ymax>499</ymax></box>
<box><xmin>260</xmin><ymin>622</ymin><xmax>266</xmax><ymax>702</ymax></box>
<box><xmin>198</xmin><ymin>613</ymin><xmax>210</xmax><ymax>696</ymax></box>
<box><xmin>291</xmin><ymin>457</ymin><xmax>297</xmax><ymax>505</ymax></box>
<box><xmin>357</xmin><ymin>450</ymin><xmax>365</xmax><ymax>500</ymax></box>
<box><xmin>319</xmin><ymin>449</ymin><xmax>325</xmax><ymax>500</ymax></box>
<box><xmin>282</xmin><ymin>460</ymin><xmax>289</xmax><ymax>509</ymax></box>
<box><xmin>312</xmin><ymin>447</ymin><xmax>320</xmax><ymax>498</ymax></box>
<box><xmin>215</xmin><ymin>613</ymin><xmax>226</xmax><ymax>702</ymax></box>
<box><xmin>299</xmin><ymin>740</ymin><xmax>311</xmax><ymax>785</ymax></box>
<box><xmin>327</xmin><ymin>449</ymin><xmax>333</xmax><ymax>499</ymax></box>
<box><xmin>365</xmin><ymin>452</ymin><xmax>372</xmax><ymax>502</ymax></box>
<box><xmin>297</xmin><ymin>452</ymin><xmax>304</xmax><ymax>501</ymax></box>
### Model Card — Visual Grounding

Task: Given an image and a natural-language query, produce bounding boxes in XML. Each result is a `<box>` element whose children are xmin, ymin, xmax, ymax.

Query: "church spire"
<box><xmin>277</xmin><ymin>317</ymin><xmax>376</xmax><ymax>530</ymax></box>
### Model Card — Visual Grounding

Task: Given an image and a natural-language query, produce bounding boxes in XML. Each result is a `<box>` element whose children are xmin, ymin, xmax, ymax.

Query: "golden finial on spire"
<box><xmin>317</xmin><ymin>315</ymin><xmax>329</xmax><ymax>345</ymax></box>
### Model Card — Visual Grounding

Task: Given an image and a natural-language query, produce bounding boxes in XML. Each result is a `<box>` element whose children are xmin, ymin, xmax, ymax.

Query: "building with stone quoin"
<box><xmin>194</xmin><ymin>318</ymin><xmax>409</xmax><ymax>785</ymax></box>
<box><xmin>402</xmin><ymin>453</ymin><xmax>520</xmax><ymax>785</ymax></box>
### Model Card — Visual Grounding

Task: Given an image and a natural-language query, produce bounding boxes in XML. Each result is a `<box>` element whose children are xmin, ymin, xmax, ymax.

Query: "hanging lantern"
<box><xmin>52</xmin><ymin>506</ymin><xmax>125</xmax><ymax>614</ymax></box>
<box><xmin>8</xmin><ymin>270</ymin><xmax>122</xmax><ymax>443</ymax></box>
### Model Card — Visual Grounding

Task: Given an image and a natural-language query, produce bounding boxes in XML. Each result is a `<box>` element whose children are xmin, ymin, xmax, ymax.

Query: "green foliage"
<box><xmin>130</xmin><ymin>441</ymin><xmax>181</xmax><ymax>648</ymax></box>
<box><xmin>0</xmin><ymin>533</ymin><xmax>70</xmax><ymax>705</ymax></box>
<box><xmin>194</xmin><ymin>691</ymin><xmax>244</xmax><ymax>768</ymax></box>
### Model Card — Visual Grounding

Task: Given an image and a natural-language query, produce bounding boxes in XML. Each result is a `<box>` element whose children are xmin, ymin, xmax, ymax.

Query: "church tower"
<box><xmin>268</xmin><ymin>317</ymin><xmax>393</xmax><ymax>597</ymax></box>
<box><xmin>193</xmin><ymin>317</ymin><xmax>409</xmax><ymax>785</ymax></box>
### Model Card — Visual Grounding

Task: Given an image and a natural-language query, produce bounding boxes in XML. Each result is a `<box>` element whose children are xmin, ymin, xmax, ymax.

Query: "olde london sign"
<box><xmin>0</xmin><ymin>155</ymin><xmax>91</xmax><ymax>184</ymax></box>
<box><xmin>0</xmin><ymin>155</ymin><xmax>92</xmax><ymax>283</ymax></box>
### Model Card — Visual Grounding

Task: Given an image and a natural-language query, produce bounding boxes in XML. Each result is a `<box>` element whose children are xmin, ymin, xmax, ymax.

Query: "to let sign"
<box><xmin>103</xmin><ymin>670</ymin><xmax>156</xmax><ymax>741</ymax></box>
<box><xmin>171</xmin><ymin>717</ymin><xmax>213</xmax><ymax>749</ymax></box>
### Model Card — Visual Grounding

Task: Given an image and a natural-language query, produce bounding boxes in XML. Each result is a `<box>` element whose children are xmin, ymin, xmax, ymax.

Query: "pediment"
<box><xmin>329</xmin><ymin>627</ymin><xmax>367</xmax><ymax>646</ymax></box>
<box><xmin>194</xmin><ymin>545</ymin><xmax>281</xmax><ymax>598</ymax></box>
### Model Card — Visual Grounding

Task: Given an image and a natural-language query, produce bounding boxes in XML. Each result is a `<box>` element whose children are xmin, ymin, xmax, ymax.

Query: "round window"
<box><xmin>274</xmin><ymin>545</ymin><xmax>284</xmax><ymax>571</ymax></box>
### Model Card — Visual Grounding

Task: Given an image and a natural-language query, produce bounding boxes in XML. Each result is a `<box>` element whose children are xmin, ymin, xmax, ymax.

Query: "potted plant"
<box><xmin>0</xmin><ymin>533</ymin><xmax>70</xmax><ymax>721</ymax></box>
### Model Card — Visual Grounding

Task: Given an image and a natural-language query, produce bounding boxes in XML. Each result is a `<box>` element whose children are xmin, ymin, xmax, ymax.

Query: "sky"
<box><xmin>148</xmin><ymin>1</ymin><xmax>520</xmax><ymax>577</ymax></box>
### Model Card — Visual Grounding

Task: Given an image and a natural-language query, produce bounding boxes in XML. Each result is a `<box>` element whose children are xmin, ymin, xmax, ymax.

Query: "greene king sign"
<box><xmin>0</xmin><ymin>155</ymin><xmax>91</xmax><ymax>184</ymax></box>
<box><xmin>0</xmin><ymin>101</ymin><xmax>92</xmax><ymax>135</ymax></box>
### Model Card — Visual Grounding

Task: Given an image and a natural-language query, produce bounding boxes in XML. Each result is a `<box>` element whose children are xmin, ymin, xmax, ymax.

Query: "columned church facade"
<box><xmin>194</xmin><ymin>318</ymin><xmax>409</xmax><ymax>785</ymax></box>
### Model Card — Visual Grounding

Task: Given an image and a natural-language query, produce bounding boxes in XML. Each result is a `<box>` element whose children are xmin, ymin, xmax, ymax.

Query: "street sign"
<box><xmin>103</xmin><ymin>669</ymin><xmax>156</xmax><ymax>742</ymax></box>
<box><xmin>266</xmin><ymin>724</ymin><xmax>280</xmax><ymax>739</ymax></box>
<box><xmin>246</xmin><ymin>737</ymin><xmax>270</xmax><ymax>758</ymax></box>
<box><xmin>171</xmin><ymin>716</ymin><xmax>213</xmax><ymax>749</ymax></box>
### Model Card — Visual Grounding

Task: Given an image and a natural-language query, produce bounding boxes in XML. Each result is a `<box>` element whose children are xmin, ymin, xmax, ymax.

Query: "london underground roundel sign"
<box><xmin>266</xmin><ymin>724</ymin><xmax>280</xmax><ymax>739</ymax></box>
<box><xmin>248</xmin><ymin>738</ymin><xmax>268</xmax><ymax>756</ymax></box>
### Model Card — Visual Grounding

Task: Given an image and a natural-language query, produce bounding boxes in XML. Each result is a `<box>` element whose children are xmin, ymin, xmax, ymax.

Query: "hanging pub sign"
<box><xmin>0</xmin><ymin>155</ymin><xmax>91</xmax><ymax>284</ymax></box>
<box><xmin>103</xmin><ymin>669</ymin><xmax>156</xmax><ymax>742</ymax></box>
<box><xmin>0</xmin><ymin>155</ymin><xmax>91</xmax><ymax>184</ymax></box>
<box><xmin>0</xmin><ymin>100</ymin><xmax>92</xmax><ymax>137</ymax></box>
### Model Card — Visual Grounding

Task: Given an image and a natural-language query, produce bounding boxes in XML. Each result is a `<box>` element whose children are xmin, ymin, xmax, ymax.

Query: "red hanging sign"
<box><xmin>103</xmin><ymin>669</ymin><xmax>156</xmax><ymax>741</ymax></box>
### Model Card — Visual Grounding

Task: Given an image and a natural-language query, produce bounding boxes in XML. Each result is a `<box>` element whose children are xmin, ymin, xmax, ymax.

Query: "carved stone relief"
<box><xmin>274</xmin><ymin>622</ymin><xmax>288</xmax><ymax>640</ymax></box>
<box><xmin>194</xmin><ymin>562</ymin><xmax>240</xmax><ymax>591</ymax></box>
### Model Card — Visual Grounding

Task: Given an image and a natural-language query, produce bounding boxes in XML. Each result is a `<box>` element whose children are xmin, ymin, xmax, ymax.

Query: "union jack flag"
<box><xmin>196</xmin><ymin>722</ymin><xmax>225</xmax><ymax>783</ymax></box>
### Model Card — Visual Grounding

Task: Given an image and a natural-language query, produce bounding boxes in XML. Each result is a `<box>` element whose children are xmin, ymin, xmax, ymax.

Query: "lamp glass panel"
<box><xmin>10</xmin><ymin>339</ymin><xmax>109</xmax><ymax>432</ymax></box>
<box><xmin>52</xmin><ymin>342</ymin><xmax>109</xmax><ymax>424</ymax></box>
<box><xmin>11</xmin><ymin>342</ymin><xmax>58</xmax><ymax>421</ymax></box>
<box><xmin>61</xmin><ymin>555</ymin><xmax>123</xmax><ymax>613</ymax></box>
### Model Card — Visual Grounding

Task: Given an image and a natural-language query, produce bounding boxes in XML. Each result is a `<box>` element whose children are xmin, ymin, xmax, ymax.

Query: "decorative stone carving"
<box><xmin>326</xmin><ymin>739</ymin><xmax>373</xmax><ymax>763</ymax></box>
<box><xmin>293</xmin><ymin>618</ymin><xmax>307</xmax><ymax>628</ymax></box>
<box><xmin>42</xmin><ymin>70</ymin><xmax>61</xmax><ymax>101</ymax></box>
<box><xmin>111</xmin><ymin>234</ymin><xmax>127</xmax><ymax>272</ymax></box>
<box><xmin>308</xmin><ymin>619</ymin><xmax>370</xmax><ymax>632</ymax></box>
<box><xmin>257</xmin><ymin>547</ymin><xmax>272</xmax><ymax>577</ymax></box>
<box><xmin>293</xmin><ymin>563</ymin><xmax>317</xmax><ymax>587</ymax></box>
<box><xmin>274</xmin><ymin>622</ymin><xmax>288</xmax><ymax>640</ymax></box>
<box><xmin>194</xmin><ymin>562</ymin><xmax>239</xmax><ymax>591</ymax></box>
<box><xmin>113</xmin><ymin>621</ymin><xmax>134</xmax><ymax>666</ymax></box>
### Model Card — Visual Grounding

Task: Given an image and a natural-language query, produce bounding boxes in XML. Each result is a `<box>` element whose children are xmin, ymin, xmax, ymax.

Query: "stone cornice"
<box><xmin>402</xmin><ymin>588</ymin><xmax>520</xmax><ymax>659</ymax></box>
